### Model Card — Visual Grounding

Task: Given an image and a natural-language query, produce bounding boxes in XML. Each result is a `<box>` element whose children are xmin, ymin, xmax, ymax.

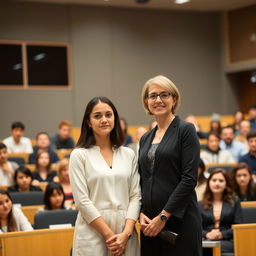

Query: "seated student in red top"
<box><xmin>32</xmin><ymin>151</ymin><xmax>58</xmax><ymax>186</ymax></box>
<box><xmin>8</xmin><ymin>166</ymin><xmax>42</xmax><ymax>192</ymax></box>
<box><xmin>39</xmin><ymin>182</ymin><xmax>66</xmax><ymax>211</ymax></box>
<box><xmin>58</xmin><ymin>158</ymin><xmax>73</xmax><ymax>207</ymax></box>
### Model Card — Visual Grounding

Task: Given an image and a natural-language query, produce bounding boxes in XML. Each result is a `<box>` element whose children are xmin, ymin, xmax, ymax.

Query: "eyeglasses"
<box><xmin>147</xmin><ymin>92</ymin><xmax>172</xmax><ymax>101</ymax></box>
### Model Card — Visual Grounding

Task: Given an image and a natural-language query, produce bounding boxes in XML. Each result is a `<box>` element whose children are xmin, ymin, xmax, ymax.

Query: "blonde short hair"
<box><xmin>58</xmin><ymin>158</ymin><xmax>69</xmax><ymax>174</ymax></box>
<box><xmin>141</xmin><ymin>75</ymin><xmax>181</xmax><ymax>115</ymax></box>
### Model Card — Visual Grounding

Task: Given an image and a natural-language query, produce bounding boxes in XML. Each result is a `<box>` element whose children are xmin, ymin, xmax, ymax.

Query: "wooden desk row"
<box><xmin>0</xmin><ymin>227</ymin><xmax>221</xmax><ymax>256</ymax></box>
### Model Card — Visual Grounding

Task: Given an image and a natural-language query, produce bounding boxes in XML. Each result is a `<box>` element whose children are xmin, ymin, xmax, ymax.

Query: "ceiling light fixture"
<box><xmin>174</xmin><ymin>0</ymin><xmax>190</xmax><ymax>4</ymax></box>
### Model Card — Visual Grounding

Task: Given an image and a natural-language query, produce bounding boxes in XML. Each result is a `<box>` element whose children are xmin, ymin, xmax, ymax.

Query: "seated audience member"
<box><xmin>32</xmin><ymin>151</ymin><xmax>58</xmax><ymax>186</ymax></box>
<box><xmin>198</xmin><ymin>169</ymin><xmax>242</xmax><ymax>256</ymax></box>
<box><xmin>232</xmin><ymin>111</ymin><xmax>244</xmax><ymax>136</ymax></box>
<box><xmin>50</xmin><ymin>121</ymin><xmax>75</xmax><ymax>150</ymax></box>
<box><xmin>0</xmin><ymin>143</ymin><xmax>18</xmax><ymax>186</ymax></box>
<box><xmin>8</xmin><ymin>166</ymin><xmax>42</xmax><ymax>192</ymax></box>
<box><xmin>231</xmin><ymin>163</ymin><xmax>256</xmax><ymax>201</ymax></box>
<box><xmin>185</xmin><ymin>115</ymin><xmax>208</xmax><ymax>139</ymax></box>
<box><xmin>120</xmin><ymin>117</ymin><xmax>133</xmax><ymax>146</ymax></box>
<box><xmin>239</xmin><ymin>131</ymin><xmax>256</xmax><ymax>180</ymax></box>
<box><xmin>209</xmin><ymin>120</ymin><xmax>222</xmax><ymax>136</ymax></box>
<box><xmin>248</xmin><ymin>104</ymin><xmax>256</xmax><ymax>131</ymax></box>
<box><xmin>220</xmin><ymin>126</ymin><xmax>248</xmax><ymax>161</ymax></box>
<box><xmin>0</xmin><ymin>190</ymin><xmax>33</xmax><ymax>233</ymax></box>
<box><xmin>58</xmin><ymin>158</ymin><xmax>73</xmax><ymax>206</ymax></box>
<box><xmin>40</xmin><ymin>182</ymin><xmax>66</xmax><ymax>211</ymax></box>
<box><xmin>3</xmin><ymin>121</ymin><xmax>33</xmax><ymax>154</ymax></box>
<box><xmin>29</xmin><ymin>132</ymin><xmax>59</xmax><ymax>164</ymax></box>
<box><xmin>128</xmin><ymin>126</ymin><xmax>147</xmax><ymax>157</ymax></box>
<box><xmin>235</xmin><ymin>120</ymin><xmax>250</xmax><ymax>149</ymax></box>
<box><xmin>196</xmin><ymin>159</ymin><xmax>208</xmax><ymax>201</ymax></box>
<box><xmin>200</xmin><ymin>132</ymin><xmax>235</xmax><ymax>164</ymax></box>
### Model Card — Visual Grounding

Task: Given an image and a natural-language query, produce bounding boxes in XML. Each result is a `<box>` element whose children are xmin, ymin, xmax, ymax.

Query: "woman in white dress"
<box><xmin>69</xmin><ymin>96</ymin><xmax>141</xmax><ymax>256</ymax></box>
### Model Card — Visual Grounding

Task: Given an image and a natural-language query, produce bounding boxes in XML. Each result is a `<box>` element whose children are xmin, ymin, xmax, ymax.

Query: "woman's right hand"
<box><xmin>139</xmin><ymin>212</ymin><xmax>151</xmax><ymax>232</ymax></box>
<box><xmin>206</xmin><ymin>229</ymin><xmax>222</xmax><ymax>240</ymax></box>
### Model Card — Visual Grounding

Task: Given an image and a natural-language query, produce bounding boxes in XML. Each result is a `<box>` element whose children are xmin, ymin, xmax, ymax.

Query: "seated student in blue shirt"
<box><xmin>239</xmin><ymin>131</ymin><xmax>256</xmax><ymax>181</ymax></box>
<box><xmin>29</xmin><ymin>132</ymin><xmax>59</xmax><ymax>164</ymax></box>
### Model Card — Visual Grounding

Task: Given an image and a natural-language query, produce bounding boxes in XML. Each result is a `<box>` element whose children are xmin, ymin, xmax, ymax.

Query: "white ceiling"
<box><xmin>11</xmin><ymin>0</ymin><xmax>256</xmax><ymax>12</ymax></box>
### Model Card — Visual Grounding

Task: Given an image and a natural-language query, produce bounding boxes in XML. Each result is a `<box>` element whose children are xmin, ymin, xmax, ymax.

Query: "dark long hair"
<box><xmin>0</xmin><ymin>190</ymin><xmax>17</xmax><ymax>232</ymax></box>
<box><xmin>44</xmin><ymin>182</ymin><xmax>65</xmax><ymax>210</ymax></box>
<box><xmin>198</xmin><ymin>158</ymin><xmax>207</xmax><ymax>186</ymax></box>
<box><xmin>231</xmin><ymin>163</ymin><xmax>255</xmax><ymax>199</ymax></box>
<box><xmin>76</xmin><ymin>96</ymin><xmax>124</xmax><ymax>148</ymax></box>
<box><xmin>202</xmin><ymin>169</ymin><xmax>235</xmax><ymax>210</ymax></box>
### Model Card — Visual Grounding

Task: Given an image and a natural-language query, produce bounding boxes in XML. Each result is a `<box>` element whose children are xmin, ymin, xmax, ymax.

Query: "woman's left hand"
<box><xmin>143</xmin><ymin>215</ymin><xmax>165</xmax><ymax>237</ymax></box>
<box><xmin>106</xmin><ymin>232</ymin><xmax>129</xmax><ymax>256</ymax></box>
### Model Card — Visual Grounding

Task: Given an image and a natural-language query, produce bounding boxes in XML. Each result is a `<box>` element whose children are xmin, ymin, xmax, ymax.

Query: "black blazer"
<box><xmin>139</xmin><ymin>116</ymin><xmax>202</xmax><ymax>255</ymax></box>
<box><xmin>139</xmin><ymin>116</ymin><xmax>200</xmax><ymax>219</ymax></box>
<box><xmin>198</xmin><ymin>198</ymin><xmax>243</xmax><ymax>240</ymax></box>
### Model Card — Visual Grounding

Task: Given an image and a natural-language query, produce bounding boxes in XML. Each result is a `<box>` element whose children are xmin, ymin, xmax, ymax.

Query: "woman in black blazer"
<box><xmin>198</xmin><ymin>168</ymin><xmax>242</xmax><ymax>255</ymax></box>
<box><xmin>139</xmin><ymin>75</ymin><xmax>202</xmax><ymax>256</ymax></box>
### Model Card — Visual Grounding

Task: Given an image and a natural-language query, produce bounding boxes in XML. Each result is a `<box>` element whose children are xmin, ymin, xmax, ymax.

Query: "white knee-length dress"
<box><xmin>69</xmin><ymin>146</ymin><xmax>141</xmax><ymax>256</ymax></box>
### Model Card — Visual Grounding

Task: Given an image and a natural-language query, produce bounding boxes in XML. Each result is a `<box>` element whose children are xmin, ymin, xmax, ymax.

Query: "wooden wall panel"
<box><xmin>228</xmin><ymin>5</ymin><xmax>256</xmax><ymax>63</ymax></box>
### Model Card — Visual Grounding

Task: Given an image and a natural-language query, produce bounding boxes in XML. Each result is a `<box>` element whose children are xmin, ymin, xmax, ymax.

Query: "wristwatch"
<box><xmin>159</xmin><ymin>213</ymin><xmax>169</xmax><ymax>222</ymax></box>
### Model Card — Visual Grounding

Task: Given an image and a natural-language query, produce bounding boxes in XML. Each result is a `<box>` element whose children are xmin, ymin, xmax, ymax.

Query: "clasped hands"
<box><xmin>139</xmin><ymin>212</ymin><xmax>165</xmax><ymax>237</ymax></box>
<box><xmin>106</xmin><ymin>232</ymin><xmax>129</xmax><ymax>256</ymax></box>
<box><xmin>206</xmin><ymin>228</ymin><xmax>223</xmax><ymax>240</ymax></box>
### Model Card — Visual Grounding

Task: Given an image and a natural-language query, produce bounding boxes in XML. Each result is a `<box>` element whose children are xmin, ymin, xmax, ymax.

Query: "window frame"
<box><xmin>0</xmin><ymin>40</ymin><xmax>73</xmax><ymax>90</ymax></box>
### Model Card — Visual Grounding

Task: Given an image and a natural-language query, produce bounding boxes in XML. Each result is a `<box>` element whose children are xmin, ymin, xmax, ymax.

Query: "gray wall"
<box><xmin>0</xmin><ymin>2</ymin><xmax>235</xmax><ymax>138</ymax></box>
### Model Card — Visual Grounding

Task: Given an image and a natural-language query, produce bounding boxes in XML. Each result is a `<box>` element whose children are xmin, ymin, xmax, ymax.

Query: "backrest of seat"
<box><xmin>10</xmin><ymin>191</ymin><xmax>44</xmax><ymax>206</ymax></box>
<box><xmin>34</xmin><ymin>209</ymin><xmax>78</xmax><ymax>229</ymax></box>
<box><xmin>242</xmin><ymin>207</ymin><xmax>256</xmax><ymax>223</ymax></box>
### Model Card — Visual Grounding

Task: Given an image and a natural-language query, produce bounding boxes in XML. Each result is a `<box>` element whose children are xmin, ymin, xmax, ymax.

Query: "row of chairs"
<box><xmin>8</xmin><ymin>149</ymin><xmax>72</xmax><ymax>165</ymax></box>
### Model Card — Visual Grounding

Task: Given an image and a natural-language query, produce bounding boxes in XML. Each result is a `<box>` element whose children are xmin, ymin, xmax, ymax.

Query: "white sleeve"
<box><xmin>25</xmin><ymin>138</ymin><xmax>33</xmax><ymax>154</ymax></box>
<box><xmin>14</xmin><ymin>207</ymin><xmax>33</xmax><ymax>231</ymax></box>
<box><xmin>69</xmin><ymin>149</ymin><xmax>101</xmax><ymax>224</ymax></box>
<box><xmin>126</xmin><ymin>152</ymin><xmax>141</xmax><ymax>221</ymax></box>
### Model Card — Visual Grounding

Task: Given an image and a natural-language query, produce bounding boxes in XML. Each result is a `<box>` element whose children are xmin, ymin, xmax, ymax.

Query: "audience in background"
<box><xmin>235</xmin><ymin>120</ymin><xmax>251</xmax><ymax>149</ymax></box>
<box><xmin>220</xmin><ymin>126</ymin><xmax>248</xmax><ymax>161</ymax></box>
<box><xmin>32</xmin><ymin>151</ymin><xmax>58</xmax><ymax>185</ymax></box>
<box><xmin>0</xmin><ymin>143</ymin><xmax>18</xmax><ymax>186</ymax></box>
<box><xmin>209</xmin><ymin>120</ymin><xmax>222</xmax><ymax>136</ymax></box>
<box><xmin>8</xmin><ymin>166</ymin><xmax>42</xmax><ymax>192</ymax></box>
<box><xmin>0</xmin><ymin>190</ymin><xmax>33</xmax><ymax>233</ymax></box>
<box><xmin>232</xmin><ymin>111</ymin><xmax>244</xmax><ymax>136</ymax></box>
<box><xmin>239</xmin><ymin>131</ymin><xmax>256</xmax><ymax>179</ymax></box>
<box><xmin>198</xmin><ymin>169</ymin><xmax>242</xmax><ymax>256</ymax></box>
<box><xmin>41</xmin><ymin>182</ymin><xmax>66</xmax><ymax>211</ymax></box>
<box><xmin>200</xmin><ymin>132</ymin><xmax>235</xmax><ymax>164</ymax></box>
<box><xmin>195</xmin><ymin>158</ymin><xmax>208</xmax><ymax>201</ymax></box>
<box><xmin>231</xmin><ymin>163</ymin><xmax>256</xmax><ymax>201</ymax></box>
<box><xmin>120</xmin><ymin>117</ymin><xmax>133</xmax><ymax>146</ymax></box>
<box><xmin>58</xmin><ymin>158</ymin><xmax>73</xmax><ymax>206</ymax></box>
<box><xmin>128</xmin><ymin>126</ymin><xmax>147</xmax><ymax>157</ymax></box>
<box><xmin>29</xmin><ymin>132</ymin><xmax>59</xmax><ymax>164</ymax></box>
<box><xmin>3</xmin><ymin>121</ymin><xmax>33</xmax><ymax>154</ymax></box>
<box><xmin>185</xmin><ymin>115</ymin><xmax>208</xmax><ymax>139</ymax></box>
<box><xmin>248</xmin><ymin>104</ymin><xmax>256</xmax><ymax>131</ymax></box>
<box><xmin>50</xmin><ymin>121</ymin><xmax>75</xmax><ymax>150</ymax></box>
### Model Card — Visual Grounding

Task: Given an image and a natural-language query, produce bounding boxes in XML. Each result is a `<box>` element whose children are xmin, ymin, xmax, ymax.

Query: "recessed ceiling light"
<box><xmin>174</xmin><ymin>0</ymin><xmax>190</xmax><ymax>4</ymax></box>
